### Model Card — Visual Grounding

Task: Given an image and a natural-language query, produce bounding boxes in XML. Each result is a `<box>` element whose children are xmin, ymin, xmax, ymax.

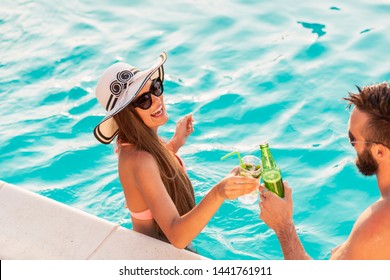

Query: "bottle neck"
<box><xmin>261</xmin><ymin>146</ymin><xmax>277</xmax><ymax>169</ymax></box>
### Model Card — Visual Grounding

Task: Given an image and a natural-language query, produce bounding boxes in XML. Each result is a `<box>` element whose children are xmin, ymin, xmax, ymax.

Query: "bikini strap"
<box><xmin>129</xmin><ymin>209</ymin><xmax>153</xmax><ymax>220</ymax></box>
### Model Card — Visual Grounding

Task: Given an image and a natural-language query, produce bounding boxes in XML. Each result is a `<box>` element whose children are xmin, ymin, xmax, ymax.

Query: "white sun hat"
<box><xmin>93</xmin><ymin>52</ymin><xmax>167</xmax><ymax>144</ymax></box>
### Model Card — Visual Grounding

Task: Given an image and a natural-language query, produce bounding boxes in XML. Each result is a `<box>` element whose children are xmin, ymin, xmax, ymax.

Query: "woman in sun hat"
<box><xmin>93</xmin><ymin>52</ymin><xmax>259</xmax><ymax>249</ymax></box>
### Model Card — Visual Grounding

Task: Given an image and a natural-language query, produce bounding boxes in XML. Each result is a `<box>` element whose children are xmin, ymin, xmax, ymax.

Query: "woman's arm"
<box><xmin>166</xmin><ymin>114</ymin><xmax>194</xmax><ymax>154</ymax></box>
<box><xmin>127</xmin><ymin>151</ymin><xmax>259</xmax><ymax>249</ymax></box>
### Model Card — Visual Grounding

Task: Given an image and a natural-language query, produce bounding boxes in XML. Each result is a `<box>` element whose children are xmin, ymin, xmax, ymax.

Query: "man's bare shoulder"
<box><xmin>358</xmin><ymin>199</ymin><xmax>390</xmax><ymax>231</ymax></box>
<box><xmin>333</xmin><ymin>199</ymin><xmax>390</xmax><ymax>259</ymax></box>
<box><xmin>362</xmin><ymin>199</ymin><xmax>390</xmax><ymax>236</ymax></box>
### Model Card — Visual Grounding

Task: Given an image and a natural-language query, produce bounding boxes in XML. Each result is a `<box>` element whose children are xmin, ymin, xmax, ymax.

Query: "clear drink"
<box><xmin>238</xmin><ymin>155</ymin><xmax>262</xmax><ymax>204</ymax></box>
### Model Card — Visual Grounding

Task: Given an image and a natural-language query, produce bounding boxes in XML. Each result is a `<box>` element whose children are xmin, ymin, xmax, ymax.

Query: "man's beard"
<box><xmin>356</xmin><ymin>147</ymin><xmax>378</xmax><ymax>176</ymax></box>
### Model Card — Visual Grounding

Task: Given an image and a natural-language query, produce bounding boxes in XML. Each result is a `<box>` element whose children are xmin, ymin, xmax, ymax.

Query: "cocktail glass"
<box><xmin>238</xmin><ymin>155</ymin><xmax>262</xmax><ymax>204</ymax></box>
<box><xmin>221</xmin><ymin>152</ymin><xmax>262</xmax><ymax>204</ymax></box>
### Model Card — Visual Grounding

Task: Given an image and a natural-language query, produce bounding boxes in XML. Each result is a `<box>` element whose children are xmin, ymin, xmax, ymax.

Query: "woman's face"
<box><xmin>133</xmin><ymin>79</ymin><xmax>168</xmax><ymax>131</ymax></box>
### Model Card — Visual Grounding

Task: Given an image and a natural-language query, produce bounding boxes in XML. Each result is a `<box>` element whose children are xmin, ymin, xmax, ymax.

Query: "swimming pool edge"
<box><xmin>0</xmin><ymin>180</ymin><xmax>207</xmax><ymax>260</ymax></box>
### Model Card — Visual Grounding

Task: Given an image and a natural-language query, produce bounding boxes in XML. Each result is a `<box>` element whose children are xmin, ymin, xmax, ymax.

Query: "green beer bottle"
<box><xmin>260</xmin><ymin>142</ymin><xmax>284</xmax><ymax>198</ymax></box>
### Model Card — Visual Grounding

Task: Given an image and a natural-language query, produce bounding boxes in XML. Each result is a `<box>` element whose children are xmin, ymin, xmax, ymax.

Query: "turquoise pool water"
<box><xmin>1</xmin><ymin>0</ymin><xmax>389</xmax><ymax>260</ymax></box>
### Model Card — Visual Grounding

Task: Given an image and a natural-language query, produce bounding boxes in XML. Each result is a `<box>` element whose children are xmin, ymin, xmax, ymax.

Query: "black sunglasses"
<box><xmin>132</xmin><ymin>78</ymin><xmax>164</xmax><ymax>110</ymax></box>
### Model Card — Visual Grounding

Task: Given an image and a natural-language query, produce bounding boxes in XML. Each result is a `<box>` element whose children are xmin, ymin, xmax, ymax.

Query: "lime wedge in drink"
<box><xmin>262</xmin><ymin>170</ymin><xmax>281</xmax><ymax>183</ymax></box>
<box><xmin>244</xmin><ymin>163</ymin><xmax>254</xmax><ymax>170</ymax></box>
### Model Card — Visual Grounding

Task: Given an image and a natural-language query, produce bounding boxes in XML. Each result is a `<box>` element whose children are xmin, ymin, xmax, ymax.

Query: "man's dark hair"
<box><xmin>344</xmin><ymin>82</ymin><xmax>390</xmax><ymax>147</ymax></box>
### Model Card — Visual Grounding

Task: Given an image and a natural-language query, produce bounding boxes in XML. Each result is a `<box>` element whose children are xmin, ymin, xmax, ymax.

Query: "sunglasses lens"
<box><xmin>133</xmin><ymin>78</ymin><xmax>163</xmax><ymax>110</ymax></box>
<box><xmin>348</xmin><ymin>131</ymin><xmax>355</xmax><ymax>146</ymax></box>
<box><xmin>152</xmin><ymin>79</ymin><xmax>163</xmax><ymax>96</ymax></box>
<box><xmin>137</xmin><ymin>94</ymin><xmax>152</xmax><ymax>110</ymax></box>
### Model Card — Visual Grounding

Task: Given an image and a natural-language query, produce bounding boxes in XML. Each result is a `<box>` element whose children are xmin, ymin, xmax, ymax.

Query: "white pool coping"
<box><xmin>0</xmin><ymin>181</ymin><xmax>206</xmax><ymax>260</ymax></box>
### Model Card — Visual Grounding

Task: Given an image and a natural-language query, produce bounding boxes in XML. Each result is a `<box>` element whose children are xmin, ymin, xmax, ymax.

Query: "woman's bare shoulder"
<box><xmin>119</xmin><ymin>149</ymin><xmax>157</xmax><ymax>167</ymax></box>
<box><xmin>118</xmin><ymin>149</ymin><xmax>160</xmax><ymax>184</ymax></box>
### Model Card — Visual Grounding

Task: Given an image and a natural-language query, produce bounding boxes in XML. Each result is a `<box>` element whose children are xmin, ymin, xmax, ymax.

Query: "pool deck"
<box><xmin>0</xmin><ymin>181</ymin><xmax>206</xmax><ymax>260</ymax></box>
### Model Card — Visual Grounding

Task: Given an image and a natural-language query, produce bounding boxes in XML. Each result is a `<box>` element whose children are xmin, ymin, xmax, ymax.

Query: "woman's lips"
<box><xmin>151</xmin><ymin>105</ymin><xmax>164</xmax><ymax>118</ymax></box>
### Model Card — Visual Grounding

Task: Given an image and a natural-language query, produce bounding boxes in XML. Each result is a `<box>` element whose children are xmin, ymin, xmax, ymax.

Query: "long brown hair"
<box><xmin>344</xmin><ymin>82</ymin><xmax>390</xmax><ymax>147</ymax></box>
<box><xmin>113</xmin><ymin>105</ymin><xmax>195</xmax><ymax>241</ymax></box>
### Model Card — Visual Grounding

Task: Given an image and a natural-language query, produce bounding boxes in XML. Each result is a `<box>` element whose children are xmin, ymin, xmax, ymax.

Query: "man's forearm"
<box><xmin>275</xmin><ymin>221</ymin><xmax>312</xmax><ymax>260</ymax></box>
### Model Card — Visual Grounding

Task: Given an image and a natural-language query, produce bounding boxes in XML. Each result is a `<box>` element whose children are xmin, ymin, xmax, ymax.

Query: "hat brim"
<box><xmin>94</xmin><ymin>52</ymin><xmax>167</xmax><ymax>144</ymax></box>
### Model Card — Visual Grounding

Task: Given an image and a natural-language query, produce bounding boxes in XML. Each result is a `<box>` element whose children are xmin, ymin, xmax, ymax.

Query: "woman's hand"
<box><xmin>167</xmin><ymin>114</ymin><xmax>194</xmax><ymax>153</ymax></box>
<box><xmin>215</xmin><ymin>166</ymin><xmax>259</xmax><ymax>200</ymax></box>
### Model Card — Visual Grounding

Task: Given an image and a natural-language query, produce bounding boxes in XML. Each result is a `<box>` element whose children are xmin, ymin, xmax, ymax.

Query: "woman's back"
<box><xmin>118</xmin><ymin>145</ymin><xmax>159</xmax><ymax>238</ymax></box>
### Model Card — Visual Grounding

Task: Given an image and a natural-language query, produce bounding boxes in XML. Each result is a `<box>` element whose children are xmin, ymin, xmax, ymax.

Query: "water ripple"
<box><xmin>1</xmin><ymin>0</ymin><xmax>389</xmax><ymax>260</ymax></box>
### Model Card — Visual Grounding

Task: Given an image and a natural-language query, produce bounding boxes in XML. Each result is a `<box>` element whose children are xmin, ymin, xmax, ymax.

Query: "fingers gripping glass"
<box><xmin>132</xmin><ymin>78</ymin><xmax>164</xmax><ymax>110</ymax></box>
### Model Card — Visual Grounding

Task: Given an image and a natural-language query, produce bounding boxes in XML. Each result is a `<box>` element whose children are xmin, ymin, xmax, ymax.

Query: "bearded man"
<box><xmin>259</xmin><ymin>82</ymin><xmax>390</xmax><ymax>259</ymax></box>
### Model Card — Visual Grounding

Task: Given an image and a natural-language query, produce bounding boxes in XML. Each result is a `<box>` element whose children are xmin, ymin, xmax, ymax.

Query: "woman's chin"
<box><xmin>150</xmin><ymin>113</ymin><xmax>168</xmax><ymax>127</ymax></box>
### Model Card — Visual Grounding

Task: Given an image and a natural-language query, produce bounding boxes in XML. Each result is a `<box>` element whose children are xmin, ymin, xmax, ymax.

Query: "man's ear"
<box><xmin>372</xmin><ymin>143</ymin><xmax>388</xmax><ymax>162</ymax></box>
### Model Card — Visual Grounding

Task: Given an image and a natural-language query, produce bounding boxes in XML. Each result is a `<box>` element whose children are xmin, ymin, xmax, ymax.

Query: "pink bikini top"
<box><xmin>117</xmin><ymin>141</ymin><xmax>186</xmax><ymax>221</ymax></box>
